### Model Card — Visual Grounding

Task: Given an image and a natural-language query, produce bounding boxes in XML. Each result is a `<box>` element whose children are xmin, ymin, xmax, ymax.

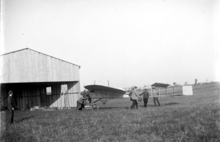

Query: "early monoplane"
<box><xmin>84</xmin><ymin>84</ymin><xmax>126</xmax><ymax>110</ymax></box>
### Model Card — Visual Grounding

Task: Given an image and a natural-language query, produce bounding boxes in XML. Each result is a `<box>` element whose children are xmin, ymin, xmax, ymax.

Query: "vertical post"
<box><xmin>165</xmin><ymin>88</ymin><xmax>167</xmax><ymax>95</ymax></box>
<box><xmin>164</xmin><ymin>88</ymin><xmax>166</xmax><ymax>95</ymax></box>
<box><xmin>108</xmin><ymin>80</ymin><xmax>109</xmax><ymax>87</ymax></box>
<box><xmin>173</xmin><ymin>83</ymin><xmax>176</xmax><ymax>95</ymax></box>
<box><xmin>150</xmin><ymin>87</ymin><xmax>152</xmax><ymax>96</ymax></box>
<box><xmin>60</xmin><ymin>92</ymin><xmax>62</xmax><ymax>109</ymax></box>
<box><xmin>94</xmin><ymin>80</ymin><xmax>96</xmax><ymax>85</ymax></box>
<box><xmin>68</xmin><ymin>90</ymin><xmax>70</xmax><ymax>108</ymax></box>
<box><xmin>159</xmin><ymin>88</ymin><xmax>160</xmax><ymax>96</ymax></box>
<box><xmin>28</xmin><ymin>90</ymin><xmax>30</xmax><ymax>109</ymax></box>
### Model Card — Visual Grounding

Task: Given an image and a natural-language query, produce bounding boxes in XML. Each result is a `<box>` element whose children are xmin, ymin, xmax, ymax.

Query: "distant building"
<box><xmin>0</xmin><ymin>48</ymin><xmax>81</xmax><ymax>110</ymax></box>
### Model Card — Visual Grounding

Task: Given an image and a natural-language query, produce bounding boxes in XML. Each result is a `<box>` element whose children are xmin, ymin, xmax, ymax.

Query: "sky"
<box><xmin>1</xmin><ymin>0</ymin><xmax>220</xmax><ymax>89</ymax></box>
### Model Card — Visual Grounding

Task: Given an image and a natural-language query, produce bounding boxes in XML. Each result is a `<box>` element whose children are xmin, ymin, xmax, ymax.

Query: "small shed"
<box><xmin>0</xmin><ymin>48</ymin><xmax>81</xmax><ymax>109</ymax></box>
<box><xmin>151</xmin><ymin>82</ymin><xmax>170</xmax><ymax>95</ymax></box>
<box><xmin>151</xmin><ymin>83</ymin><xmax>170</xmax><ymax>88</ymax></box>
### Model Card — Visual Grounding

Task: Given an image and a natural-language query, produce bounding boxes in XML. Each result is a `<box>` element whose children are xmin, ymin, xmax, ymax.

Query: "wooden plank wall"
<box><xmin>49</xmin><ymin>82</ymin><xmax>80</xmax><ymax>107</ymax></box>
<box><xmin>1</xmin><ymin>87</ymin><xmax>41</xmax><ymax>110</ymax></box>
<box><xmin>1</xmin><ymin>49</ymin><xmax>80</xmax><ymax>83</ymax></box>
<box><xmin>0</xmin><ymin>86</ymin><xmax>7</xmax><ymax>109</ymax></box>
<box><xmin>68</xmin><ymin>82</ymin><xmax>80</xmax><ymax>107</ymax></box>
<box><xmin>1</xmin><ymin>81</ymin><xmax>80</xmax><ymax>109</ymax></box>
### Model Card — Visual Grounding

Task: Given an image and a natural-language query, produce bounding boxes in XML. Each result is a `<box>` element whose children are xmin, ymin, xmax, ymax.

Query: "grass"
<box><xmin>1</xmin><ymin>83</ymin><xmax>220</xmax><ymax>142</ymax></box>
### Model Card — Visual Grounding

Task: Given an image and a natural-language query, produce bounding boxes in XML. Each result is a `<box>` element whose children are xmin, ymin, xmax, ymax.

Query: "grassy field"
<box><xmin>1</xmin><ymin>83</ymin><xmax>220</xmax><ymax>142</ymax></box>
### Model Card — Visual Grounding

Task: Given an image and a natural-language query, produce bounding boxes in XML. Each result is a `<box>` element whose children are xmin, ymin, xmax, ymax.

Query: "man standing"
<box><xmin>152</xmin><ymin>87</ymin><xmax>160</xmax><ymax>106</ymax></box>
<box><xmin>129</xmin><ymin>86</ymin><xmax>140</xmax><ymax>109</ymax></box>
<box><xmin>7</xmin><ymin>90</ymin><xmax>16</xmax><ymax>124</ymax></box>
<box><xmin>142</xmin><ymin>87</ymin><xmax>150</xmax><ymax>107</ymax></box>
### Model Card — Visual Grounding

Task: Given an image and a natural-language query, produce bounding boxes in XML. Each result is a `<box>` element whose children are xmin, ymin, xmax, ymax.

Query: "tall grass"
<box><xmin>1</xmin><ymin>83</ymin><xmax>220</xmax><ymax>142</ymax></box>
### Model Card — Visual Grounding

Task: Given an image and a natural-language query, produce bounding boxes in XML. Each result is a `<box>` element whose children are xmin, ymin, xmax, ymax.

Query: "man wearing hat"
<box><xmin>7</xmin><ymin>90</ymin><xmax>16</xmax><ymax>124</ymax></box>
<box><xmin>141</xmin><ymin>87</ymin><xmax>150</xmax><ymax>107</ymax></box>
<box><xmin>152</xmin><ymin>87</ymin><xmax>160</xmax><ymax>106</ymax></box>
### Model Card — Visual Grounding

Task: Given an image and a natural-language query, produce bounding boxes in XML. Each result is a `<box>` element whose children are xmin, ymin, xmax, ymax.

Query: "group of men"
<box><xmin>76</xmin><ymin>86</ymin><xmax>161</xmax><ymax>111</ymax></box>
<box><xmin>129</xmin><ymin>86</ymin><xmax>160</xmax><ymax>109</ymax></box>
<box><xmin>6</xmin><ymin>86</ymin><xmax>160</xmax><ymax>124</ymax></box>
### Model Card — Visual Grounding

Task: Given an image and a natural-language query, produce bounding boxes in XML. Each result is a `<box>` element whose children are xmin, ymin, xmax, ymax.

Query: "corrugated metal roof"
<box><xmin>1</xmin><ymin>48</ymin><xmax>81</xmax><ymax>67</ymax></box>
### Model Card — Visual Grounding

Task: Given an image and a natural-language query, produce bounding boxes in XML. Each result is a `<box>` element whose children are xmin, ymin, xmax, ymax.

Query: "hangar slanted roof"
<box><xmin>1</xmin><ymin>48</ymin><xmax>80</xmax><ymax>67</ymax></box>
<box><xmin>1</xmin><ymin>48</ymin><xmax>81</xmax><ymax>83</ymax></box>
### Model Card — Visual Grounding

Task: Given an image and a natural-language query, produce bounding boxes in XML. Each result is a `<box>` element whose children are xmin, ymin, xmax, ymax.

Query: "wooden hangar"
<box><xmin>0</xmin><ymin>48</ymin><xmax>81</xmax><ymax>110</ymax></box>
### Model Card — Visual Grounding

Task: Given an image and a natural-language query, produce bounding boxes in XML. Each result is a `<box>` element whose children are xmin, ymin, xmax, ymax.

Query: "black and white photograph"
<box><xmin>0</xmin><ymin>0</ymin><xmax>220</xmax><ymax>141</ymax></box>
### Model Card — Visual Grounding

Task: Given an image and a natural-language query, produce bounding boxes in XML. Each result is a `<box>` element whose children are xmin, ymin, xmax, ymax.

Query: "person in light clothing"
<box><xmin>76</xmin><ymin>90</ymin><xmax>89</xmax><ymax>111</ymax></box>
<box><xmin>129</xmin><ymin>86</ymin><xmax>140</xmax><ymax>109</ymax></box>
<box><xmin>152</xmin><ymin>87</ymin><xmax>160</xmax><ymax>106</ymax></box>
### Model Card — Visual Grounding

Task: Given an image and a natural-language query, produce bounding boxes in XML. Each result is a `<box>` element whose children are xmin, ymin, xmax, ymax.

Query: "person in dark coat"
<box><xmin>141</xmin><ymin>87</ymin><xmax>150</xmax><ymax>107</ymax></box>
<box><xmin>7</xmin><ymin>90</ymin><xmax>16</xmax><ymax>124</ymax></box>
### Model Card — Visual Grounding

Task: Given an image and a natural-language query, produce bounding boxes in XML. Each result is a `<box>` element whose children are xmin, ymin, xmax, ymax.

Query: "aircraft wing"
<box><xmin>84</xmin><ymin>85</ymin><xmax>126</xmax><ymax>99</ymax></box>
